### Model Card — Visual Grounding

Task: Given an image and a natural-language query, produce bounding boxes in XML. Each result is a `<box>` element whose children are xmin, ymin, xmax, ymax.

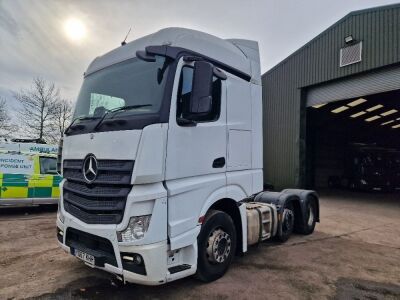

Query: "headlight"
<box><xmin>361</xmin><ymin>179</ymin><xmax>367</xmax><ymax>185</ymax></box>
<box><xmin>117</xmin><ymin>215</ymin><xmax>151</xmax><ymax>242</ymax></box>
<box><xmin>57</xmin><ymin>204</ymin><xmax>65</xmax><ymax>223</ymax></box>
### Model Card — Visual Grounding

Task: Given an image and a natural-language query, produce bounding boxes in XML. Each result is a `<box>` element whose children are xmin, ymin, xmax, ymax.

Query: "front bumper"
<box><xmin>57</xmin><ymin>179</ymin><xmax>174</xmax><ymax>285</ymax></box>
<box><xmin>57</xmin><ymin>217</ymin><xmax>169</xmax><ymax>285</ymax></box>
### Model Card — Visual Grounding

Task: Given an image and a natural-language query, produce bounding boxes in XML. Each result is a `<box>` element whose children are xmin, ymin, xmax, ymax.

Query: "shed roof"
<box><xmin>264</xmin><ymin>3</ymin><xmax>400</xmax><ymax>76</ymax></box>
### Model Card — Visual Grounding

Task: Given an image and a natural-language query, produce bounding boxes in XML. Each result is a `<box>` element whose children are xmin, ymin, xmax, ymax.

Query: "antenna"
<box><xmin>121</xmin><ymin>27</ymin><xmax>132</xmax><ymax>46</ymax></box>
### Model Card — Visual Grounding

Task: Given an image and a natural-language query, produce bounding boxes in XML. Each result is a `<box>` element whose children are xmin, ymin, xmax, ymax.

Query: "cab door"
<box><xmin>31</xmin><ymin>156</ymin><xmax>60</xmax><ymax>203</ymax></box>
<box><xmin>165</xmin><ymin>59</ymin><xmax>227</xmax><ymax>246</ymax></box>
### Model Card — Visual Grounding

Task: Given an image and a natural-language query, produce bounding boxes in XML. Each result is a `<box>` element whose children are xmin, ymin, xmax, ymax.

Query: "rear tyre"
<box><xmin>196</xmin><ymin>210</ymin><xmax>236</xmax><ymax>282</ymax></box>
<box><xmin>300</xmin><ymin>199</ymin><xmax>317</xmax><ymax>235</ymax></box>
<box><xmin>275</xmin><ymin>202</ymin><xmax>294</xmax><ymax>243</ymax></box>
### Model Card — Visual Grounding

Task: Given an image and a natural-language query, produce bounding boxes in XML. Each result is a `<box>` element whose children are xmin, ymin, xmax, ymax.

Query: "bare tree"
<box><xmin>0</xmin><ymin>97</ymin><xmax>16</xmax><ymax>138</ymax></box>
<box><xmin>47</xmin><ymin>99</ymin><xmax>73</xmax><ymax>143</ymax></box>
<box><xmin>14</xmin><ymin>78</ymin><xmax>59</xmax><ymax>142</ymax></box>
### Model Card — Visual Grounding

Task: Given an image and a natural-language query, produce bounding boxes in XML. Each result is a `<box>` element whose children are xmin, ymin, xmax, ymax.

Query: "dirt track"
<box><xmin>1</xmin><ymin>190</ymin><xmax>399</xmax><ymax>299</ymax></box>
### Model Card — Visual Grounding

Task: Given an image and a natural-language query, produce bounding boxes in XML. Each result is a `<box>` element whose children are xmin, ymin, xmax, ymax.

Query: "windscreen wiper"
<box><xmin>93</xmin><ymin>104</ymin><xmax>153</xmax><ymax>131</ymax></box>
<box><xmin>64</xmin><ymin>116</ymin><xmax>99</xmax><ymax>134</ymax></box>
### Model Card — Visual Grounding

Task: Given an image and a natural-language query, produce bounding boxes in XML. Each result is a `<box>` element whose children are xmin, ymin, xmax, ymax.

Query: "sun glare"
<box><xmin>64</xmin><ymin>18</ymin><xmax>86</xmax><ymax>42</ymax></box>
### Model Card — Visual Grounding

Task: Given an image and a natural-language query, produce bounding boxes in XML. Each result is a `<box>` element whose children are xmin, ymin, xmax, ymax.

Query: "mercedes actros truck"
<box><xmin>56</xmin><ymin>28</ymin><xmax>320</xmax><ymax>285</ymax></box>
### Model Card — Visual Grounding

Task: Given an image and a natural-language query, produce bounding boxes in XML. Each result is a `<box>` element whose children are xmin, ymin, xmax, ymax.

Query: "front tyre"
<box><xmin>196</xmin><ymin>210</ymin><xmax>236</xmax><ymax>282</ymax></box>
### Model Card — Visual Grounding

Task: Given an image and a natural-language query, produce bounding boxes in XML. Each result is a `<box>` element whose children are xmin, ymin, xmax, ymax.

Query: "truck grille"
<box><xmin>63</xmin><ymin>159</ymin><xmax>134</xmax><ymax>224</ymax></box>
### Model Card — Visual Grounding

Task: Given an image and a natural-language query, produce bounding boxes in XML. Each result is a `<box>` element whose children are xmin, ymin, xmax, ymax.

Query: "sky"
<box><xmin>0</xmin><ymin>0</ymin><xmax>398</xmax><ymax>114</ymax></box>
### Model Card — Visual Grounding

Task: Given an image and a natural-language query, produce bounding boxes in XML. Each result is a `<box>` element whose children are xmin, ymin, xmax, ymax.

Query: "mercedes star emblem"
<box><xmin>83</xmin><ymin>155</ymin><xmax>98</xmax><ymax>183</ymax></box>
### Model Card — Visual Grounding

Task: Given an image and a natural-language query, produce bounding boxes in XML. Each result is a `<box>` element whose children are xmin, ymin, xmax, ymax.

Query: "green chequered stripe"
<box><xmin>35</xmin><ymin>187</ymin><xmax>53</xmax><ymax>197</ymax></box>
<box><xmin>2</xmin><ymin>174</ymin><xmax>28</xmax><ymax>187</ymax></box>
<box><xmin>1</xmin><ymin>173</ymin><xmax>61</xmax><ymax>199</ymax></box>
<box><xmin>28</xmin><ymin>187</ymin><xmax>35</xmax><ymax>198</ymax></box>
<box><xmin>52</xmin><ymin>175</ymin><xmax>62</xmax><ymax>187</ymax></box>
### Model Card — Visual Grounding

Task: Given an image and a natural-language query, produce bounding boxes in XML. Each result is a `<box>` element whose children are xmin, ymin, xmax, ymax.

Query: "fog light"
<box><xmin>117</xmin><ymin>215</ymin><xmax>151</xmax><ymax>242</ymax></box>
<box><xmin>121</xmin><ymin>252</ymin><xmax>146</xmax><ymax>275</ymax></box>
<box><xmin>133</xmin><ymin>254</ymin><xmax>143</xmax><ymax>265</ymax></box>
<box><xmin>122</xmin><ymin>254</ymin><xmax>143</xmax><ymax>265</ymax></box>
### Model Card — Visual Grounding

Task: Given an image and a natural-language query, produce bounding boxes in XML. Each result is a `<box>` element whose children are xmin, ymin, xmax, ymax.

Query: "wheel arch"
<box><xmin>208</xmin><ymin>198</ymin><xmax>244</xmax><ymax>255</ymax></box>
<box><xmin>254</xmin><ymin>191</ymin><xmax>304</xmax><ymax>233</ymax></box>
<box><xmin>282</xmin><ymin>189</ymin><xmax>320</xmax><ymax>222</ymax></box>
<box><xmin>199</xmin><ymin>184</ymin><xmax>248</xmax><ymax>254</ymax></box>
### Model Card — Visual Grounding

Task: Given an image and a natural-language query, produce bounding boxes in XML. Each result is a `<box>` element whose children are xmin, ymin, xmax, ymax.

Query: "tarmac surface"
<box><xmin>1</xmin><ymin>190</ymin><xmax>399</xmax><ymax>299</ymax></box>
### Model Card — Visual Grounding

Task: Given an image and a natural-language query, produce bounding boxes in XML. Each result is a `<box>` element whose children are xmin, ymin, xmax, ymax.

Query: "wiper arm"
<box><xmin>65</xmin><ymin>116</ymin><xmax>99</xmax><ymax>134</ymax></box>
<box><xmin>109</xmin><ymin>104</ymin><xmax>152</xmax><ymax>114</ymax></box>
<box><xmin>93</xmin><ymin>104</ymin><xmax>153</xmax><ymax>131</ymax></box>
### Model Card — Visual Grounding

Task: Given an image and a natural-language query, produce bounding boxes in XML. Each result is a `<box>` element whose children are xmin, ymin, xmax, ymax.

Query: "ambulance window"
<box><xmin>40</xmin><ymin>157</ymin><xmax>58</xmax><ymax>174</ymax></box>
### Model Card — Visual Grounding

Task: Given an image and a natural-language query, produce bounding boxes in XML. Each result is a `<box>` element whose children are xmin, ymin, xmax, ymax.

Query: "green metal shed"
<box><xmin>262</xmin><ymin>3</ymin><xmax>400</xmax><ymax>190</ymax></box>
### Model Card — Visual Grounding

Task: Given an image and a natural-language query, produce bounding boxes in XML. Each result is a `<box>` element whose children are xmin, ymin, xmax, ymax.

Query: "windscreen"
<box><xmin>73</xmin><ymin>55</ymin><xmax>169</xmax><ymax>119</ymax></box>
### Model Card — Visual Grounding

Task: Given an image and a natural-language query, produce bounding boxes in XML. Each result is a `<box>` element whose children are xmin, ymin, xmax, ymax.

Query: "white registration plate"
<box><xmin>75</xmin><ymin>249</ymin><xmax>95</xmax><ymax>266</ymax></box>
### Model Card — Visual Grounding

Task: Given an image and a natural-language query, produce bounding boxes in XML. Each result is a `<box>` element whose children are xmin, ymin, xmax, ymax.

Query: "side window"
<box><xmin>40</xmin><ymin>157</ymin><xmax>58</xmax><ymax>175</ymax></box>
<box><xmin>177</xmin><ymin>66</ymin><xmax>221</xmax><ymax>122</ymax></box>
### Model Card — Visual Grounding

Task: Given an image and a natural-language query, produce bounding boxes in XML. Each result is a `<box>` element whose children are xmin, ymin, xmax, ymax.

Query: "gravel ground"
<box><xmin>0</xmin><ymin>190</ymin><xmax>399</xmax><ymax>300</ymax></box>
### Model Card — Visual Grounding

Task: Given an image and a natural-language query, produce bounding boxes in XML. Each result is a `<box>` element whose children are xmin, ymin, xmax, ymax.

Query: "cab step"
<box><xmin>168</xmin><ymin>264</ymin><xmax>192</xmax><ymax>274</ymax></box>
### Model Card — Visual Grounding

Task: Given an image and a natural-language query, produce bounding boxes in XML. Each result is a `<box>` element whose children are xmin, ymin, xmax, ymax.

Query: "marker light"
<box><xmin>117</xmin><ymin>215</ymin><xmax>151</xmax><ymax>242</ymax></box>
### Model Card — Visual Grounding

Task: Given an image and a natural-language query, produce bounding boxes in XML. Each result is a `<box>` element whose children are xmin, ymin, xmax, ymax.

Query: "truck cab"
<box><xmin>57</xmin><ymin>28</ymin><xmax>318</xmax><ymax>285</ymax></box>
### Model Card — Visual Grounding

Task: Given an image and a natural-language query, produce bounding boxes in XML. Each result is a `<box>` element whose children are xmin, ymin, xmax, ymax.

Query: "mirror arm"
<box><xmin>136</xmin><ymin>50</ymin><xmax>156</xmax><ymax>62</ymax></box>
<box><xmin>183</xmin><ymin>56</ymin><xmax>203</xmax><ymax>62</ymax></box>
<box><xmin>213</xmin><ymin>67</ymin><xmax>227</xmax><ymax>80</ymax></box>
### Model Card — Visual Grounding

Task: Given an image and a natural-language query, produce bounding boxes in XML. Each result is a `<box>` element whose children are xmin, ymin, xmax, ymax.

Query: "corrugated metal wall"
<box><xmin>262</xmin><ymin>4</ymin><xmax>400</xmax><ymax>189</ymax></box>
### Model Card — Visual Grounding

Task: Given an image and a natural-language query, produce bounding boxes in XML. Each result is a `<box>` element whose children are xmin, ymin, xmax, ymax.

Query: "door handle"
<box><xmin>212</xmin><ymin>157</ymin><xmax>225</xmax><ymax>168</ymax></box>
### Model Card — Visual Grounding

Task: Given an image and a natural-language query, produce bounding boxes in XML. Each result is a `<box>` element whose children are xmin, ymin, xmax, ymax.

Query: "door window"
<box><xmin>40</xmin><ymin>157</ymin><xmax>58</xmax><ymax>174</ymax></box>
<box><xmin>176</xmin><ymin>66</ymin><xmax>221</xmax><ymax>122</ymax></box>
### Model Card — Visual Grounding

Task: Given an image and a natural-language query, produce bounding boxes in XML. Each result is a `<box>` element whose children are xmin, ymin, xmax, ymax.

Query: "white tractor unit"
<box><xmin>57</xmin><ymin>28</ymin><xmax>319</xmax><ymax>285</ymax></box>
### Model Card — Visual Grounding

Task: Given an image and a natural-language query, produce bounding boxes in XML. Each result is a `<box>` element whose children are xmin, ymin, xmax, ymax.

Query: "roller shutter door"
<box><xmin>307</xmin><ymin>65</ymin><xmax>400</xmax><ymax>107</ymax></box>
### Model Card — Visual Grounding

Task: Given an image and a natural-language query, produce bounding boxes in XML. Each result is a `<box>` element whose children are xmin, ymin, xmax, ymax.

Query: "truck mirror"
<box><xmin>189</xmin><ymin>61</ymin><xmax>213</xmax><ymax>115</ymax></box>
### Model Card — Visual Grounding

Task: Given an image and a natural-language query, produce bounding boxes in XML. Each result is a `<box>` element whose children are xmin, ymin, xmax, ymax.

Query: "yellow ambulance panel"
<box><xmin>0</xmin><ymin>152</ymin><xmax>61</xmax><ymax>206</ymax></box>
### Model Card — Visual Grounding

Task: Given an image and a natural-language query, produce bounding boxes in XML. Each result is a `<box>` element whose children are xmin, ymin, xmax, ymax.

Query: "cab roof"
<box><xmin>85</xmin><ymin>27</ymin><xmax>261</xmax><ymax>84</ymax></box>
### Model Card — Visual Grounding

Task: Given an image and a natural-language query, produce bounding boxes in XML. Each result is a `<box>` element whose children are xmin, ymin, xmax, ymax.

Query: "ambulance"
<box><xmin>0</xmin><ymin>140</ymin><xmax>61</xmax><ymax>206</ymax></box>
